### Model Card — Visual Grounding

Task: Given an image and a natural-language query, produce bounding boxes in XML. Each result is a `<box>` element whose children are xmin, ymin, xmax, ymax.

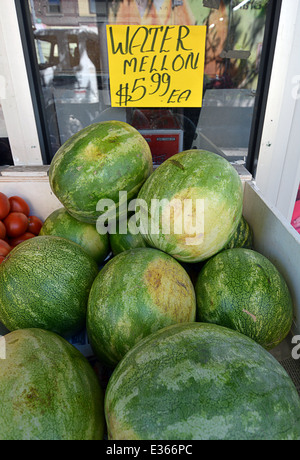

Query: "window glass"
<box><xmin>28</xmin><ymin>0</ymin><xmax>270</xmax><ymax>165</ymax></box>
<box><xmin>48</xmin><ymin>0</ymin><xmax>61</xmax><ymax>14</ymax></box>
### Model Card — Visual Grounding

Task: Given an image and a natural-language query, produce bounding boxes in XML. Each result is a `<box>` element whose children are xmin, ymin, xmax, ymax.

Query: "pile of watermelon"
<box><xmin>0</xmin><ymin>120</ymin><xmax>299</xmax><ymax>440</ymax></box>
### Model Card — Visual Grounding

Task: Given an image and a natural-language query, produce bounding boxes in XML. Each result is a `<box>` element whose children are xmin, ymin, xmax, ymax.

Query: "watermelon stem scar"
<box><xmin>242</xmin><ymin>309</ymin><xmax>257</xmax><ymax>322</ymax></box>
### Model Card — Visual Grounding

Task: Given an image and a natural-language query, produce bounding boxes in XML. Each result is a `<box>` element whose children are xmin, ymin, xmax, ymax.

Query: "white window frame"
<box><xmin>255</xmin><ymin>0</ymin><xmax>300</xmax><ymax>222</ymax></box>
<box><xmin>0</xmin><ymin>0</ymin><xmax>42</xmax><ymax>165</ymax></box>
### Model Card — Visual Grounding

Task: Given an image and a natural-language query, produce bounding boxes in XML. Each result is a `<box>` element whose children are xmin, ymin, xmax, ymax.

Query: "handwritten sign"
<box><xmin>106</xmin><ymin>25</ymin><xmax>207</xmax><ymax>108</ymax></box>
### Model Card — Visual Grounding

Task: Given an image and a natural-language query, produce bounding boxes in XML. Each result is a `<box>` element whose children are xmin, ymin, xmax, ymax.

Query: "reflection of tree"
<box><xmin>233</xmin><ymin>6</ymin><xmax>267</xmax><ymax>88</ymax></box>
<box><xmin>204</xmin><ymin>1</ymin><xmax>228</xmax><ymax>79</ymax></box>
<box><xmin>203</xmin><ymin>0</ymin><xmax>269</xmax><ymax>89</ymax></box>
<box><xmin>108</xmin><ymin>0</ymin><xmax>195</xmax><ymax>25</ymax></box>
<box><xmin>107</xmin><ymin>0</ymin><xmax>268</xmax><ymax>89</ymax></box>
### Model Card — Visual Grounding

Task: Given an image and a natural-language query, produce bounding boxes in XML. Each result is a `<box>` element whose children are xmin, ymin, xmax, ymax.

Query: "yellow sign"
<box><xmin>106</xmin><ymin>25</ymin><xmax>207</xmax><ymax>108</ymax></box>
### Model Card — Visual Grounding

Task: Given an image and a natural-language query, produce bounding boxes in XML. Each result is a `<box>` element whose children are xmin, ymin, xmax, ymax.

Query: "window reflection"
<box><xmin>29</xmin><ymin>0</ymin><xmax>270</xmax><ymax>164</ymax></box>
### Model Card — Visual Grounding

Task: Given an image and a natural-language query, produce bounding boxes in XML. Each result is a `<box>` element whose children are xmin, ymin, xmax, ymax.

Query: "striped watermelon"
<box><xmin>0</xmin><ymin>236</ymin><xmax>99</xmax><ymax>337</ymax></box>
<box><xmin>105</xmin><ymin>322</ymin><xmax>300</xmax><ymax>440</ymax></box>
<box><xmin>109</xmin><ymin>214</ymin><xmax>149</xmax><ymax>256</ymax></box>
<box><xmin>87</xmin><ymin>248</ymin><xmax>196</xmax><ymax>367</ymax></box>
<box><xmin>195</xmin><ymin>248</ymin><xmax>293</xmax><ymax>350</ymax></box>
<box><xmin>0</xmin><ymin>328</ymin><xmax>104</xmax><ymax>440</ymax></box>
<box><xmin>49</xmin><ymin>121</ymin><xmax>153</xmax><ymax>224</ymax></box>
<box><xmin>223</xmin><ymin>215</ymin><xmax>253</xmax><ymax>250</ymax></box>
<box><xmin>137</xmin><ymin>150</ymin><xmax>243</xmax><ymax>263</ymax></box>
<box><xmin>39</xmin><ymin>207</ymin><xmax>110</xmax><ymax>264</ymax></box>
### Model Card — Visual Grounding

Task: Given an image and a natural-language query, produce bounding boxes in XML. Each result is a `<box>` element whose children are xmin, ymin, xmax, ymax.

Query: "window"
<box><xmin>89</xmin><ymin>0</ymin><xmax>108</xmax><ymax>17</ymax></box>
<box><xmin>23</xmin><ymin>0</ymin><xmax>276</xmax><ymax>166</ymax></box>
<box><xmin>48</xmin><ymin>0</ymin><xmax>61</xmax><ymax>14</ymax></box>
<box><xmin>89</xmin><ymin>0</ymin><xmax>96</xmax><ymax>14</ymax></box>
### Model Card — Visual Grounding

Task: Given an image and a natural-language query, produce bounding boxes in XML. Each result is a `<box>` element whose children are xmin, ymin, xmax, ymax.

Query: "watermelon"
<box><xmin>39</xmin><ymin>207</ymin><xmax>110</xmax><ymax>264</ymax></box>
<box><xmin>0</xmin><ymin>236</ymin><xmax>99</xmax><ymax>337</ymax></box>
<box><xmin>0</xmin><ymin>328</ymin><xmax>104</xmax><ymax>440</ymax></box>
<box><xmin>195</xmin><ymin>248</ymin><xmax>293</xmax><ymax>350</ymax></box>
<box><xmin>105</xmin><ymin>322</ymin><xmax>300</xmax><ymax>440</ymax></box>
<box><xmin>49</xmin><ymin>120</ymin><xmax>153</xmax><ymax>224</ymax></box>
<box><xmin>223</xmin><ymin>215</ymin><xmax>253</xmax><ymax>250</ymax></box>
<box><xmin>87</xmin><ymin>247</ymin><xmax>196</xmax><ymax>367</ymax></box>
<box><xmin>137</xmin><ymin>150</ymin><xmax>243</xmax><ymax>263</ymax></box>
<box><xmin>109</xmin><ymin>214</ymin><xmax>149</xmax><ymax>256</ymax></box>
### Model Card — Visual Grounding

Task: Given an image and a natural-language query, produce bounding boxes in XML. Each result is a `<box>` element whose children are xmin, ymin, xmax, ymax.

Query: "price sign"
<box><xmin>106</xmin><ymin>25</ymin><xmax>206</xmax><ymax>108</ymax></box>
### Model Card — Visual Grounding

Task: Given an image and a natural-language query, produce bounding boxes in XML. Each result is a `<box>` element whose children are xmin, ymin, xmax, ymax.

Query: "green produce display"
<box><xmin>195</xmin><ymin>248</ymin><xmax>293</xmax><ymax>350</ymax></box>
<box><xmin>1</xmin><ymin>120</ymin><xmax>298</xmax><ymax>442</ymax></box>
<box><xmin>0</xmin><ymin>236</ymin><xmax>99</xmax><ymax>337</ymax></box>
<box><xmin>223</xmin><ymin>215</ymin><xmax>253</xmax><ymax>250</ymax></box>
<box><xmin>39</xmin><ymin>207</ymin><xmax>110</xmax><ymax>264</ymax></box>
<box><xmin>0</xmin><ymin>328</ymin><xmax>104</xmax><ymax>440</ymax></box>
<box><xmin>49</xmin><ymin>120</ymin><xmax>153</xmax><ymax>224</ymax></box>
<box><xmin>87</xmin><ymin>248</ymin><xmax>196</xmax><ymax>367</ymax></box>
<box><xmin>137</xmin><ymin>150</ymin><xmax>243</xmax><ymax>262</ymax></box>
<box><xmin>109</xmin><ymin>214</ymin><xmax>149</xmax><ymax>256</ymax></box>
<box><xmin>105</xmin><ymin>322</ymin><xmax>300</xmax><ymax>440</ymax></box>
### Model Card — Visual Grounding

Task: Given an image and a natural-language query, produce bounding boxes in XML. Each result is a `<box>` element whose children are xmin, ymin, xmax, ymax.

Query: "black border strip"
<box><xmin>246</xmin><ymin>0</ymin><xmax>283</xmax><ymax>177</ymax></box>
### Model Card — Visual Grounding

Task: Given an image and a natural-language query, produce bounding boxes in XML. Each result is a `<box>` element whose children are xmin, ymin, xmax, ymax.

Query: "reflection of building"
<box><xmin>31</xmin><ymin>0</ymin><xmax>196</xmax><ymax>26</ymax></box>
<box><xmin>31</xmin><ymin>0</ymin><xmax>98</xmax><ymax>27</ymax></box>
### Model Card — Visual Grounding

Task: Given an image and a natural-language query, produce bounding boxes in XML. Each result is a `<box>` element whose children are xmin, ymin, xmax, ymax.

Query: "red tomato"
<box><xmin>10</xmin><ymin>232</ymin><xmax>35</xmax><ymax>247</ymax></box>
<box><xmin>0</xmin><ymin>239</ymin><xmax>12</xmax><ymax>257</ymax></box>
<box><xmin>0</xmin><ymin>221</ymin><xmax>6</xmax><ymax>240</ymax></box>
<box><xmin>27</xmin><ymin>215</ymin><xmax>43</xmax><ymax>236</ymax></box>
<box><xmin>4</xmin><ymin>212</ymin><xmax>29</xmax><ymax>238</ymax></box>
<box><xmin>0</xmin><ymin>255</ymin><xmax>6</xmax><ymax>265</ymax></box>
<box><xmin>0</xmin><ymin>192</ymin><xmax>10</xmax><ymax>220</ymax></box>
<box><xmin>8</xmin><ymin>196</ymin><xmax>30</xmax><ymax>216</ymax></box>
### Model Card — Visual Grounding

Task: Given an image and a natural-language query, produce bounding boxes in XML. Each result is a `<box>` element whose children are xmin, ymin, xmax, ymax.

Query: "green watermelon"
<box><xmin>195</xmin><ymin>248</ymin><xmax>293</xmax><ymax>350</ymax></box>
<box><xmin>0</xmin><ymin>236</ymin><xmax>99</xmax><ymax>337</ymax></box>
<box><xmin>39</xmin><ymin>207</ymin><xmax>110</xmax><ymax>264</ymax></box>
<box><xmin>223</xmin><ymin>215</ymin><xmax>253</xmax><ymax>250</ymax></box>
<box><xmin>105</xmin><ymin>322</ymin><xmax>300</xmax><ymax>440</ymax></box>
<box><xmin>0</xmin><ymin>328</ymin><xmax>104</xmax><ymax>440</ymax></box>
<box><xmin>87</xmin><ymin>247</ymin><xmax>196</xmax><ymax>367</ymax></box>
<box><xmin>49</xmin><ymin>120</ymin><xmax>153</xmax><ymax>224</ymax></box>
<box><xmin>137</xmin><ymin>150</ymin><xmax>243</xmax><ymax>263</ymax></box>
<box><xmin>109</xmin><ymin>214</ymin><xmax>149</xmax><ymax>256</ymax></box>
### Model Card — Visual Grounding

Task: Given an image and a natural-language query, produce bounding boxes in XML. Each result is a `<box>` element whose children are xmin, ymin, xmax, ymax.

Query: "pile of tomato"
<box><xmin>0</xmin><ymin>192</ymin><xmax>43</xmax><ymax>264</ymax></box>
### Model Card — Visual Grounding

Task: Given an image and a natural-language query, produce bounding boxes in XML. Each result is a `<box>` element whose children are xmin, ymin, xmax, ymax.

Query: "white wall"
<box><xmin>255</xmin><ymin>0</ymin><xmax>300</xmax><ymax>222</ymax></box>
<box><xmin>0</xmin><ymin>0</ymin><xmax>42</xmax><ymax>165</ymax></box>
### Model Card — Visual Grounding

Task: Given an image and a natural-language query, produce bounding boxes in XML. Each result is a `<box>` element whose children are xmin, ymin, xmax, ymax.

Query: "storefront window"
<box><xmin>27</xmin><ymin>0</ymin><xmax>271</xmax><ymax>165</ymax></box>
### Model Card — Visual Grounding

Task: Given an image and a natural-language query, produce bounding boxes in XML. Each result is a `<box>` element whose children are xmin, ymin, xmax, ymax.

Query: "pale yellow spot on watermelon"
<box><xmin>84</xmin><ymin>142</ymin><xmax>105</xmax><ymax>160</ymax></box>
<box><xmin>143</xmin><ymin>258</ymin><xmax>196</xmax><ymax>323</ymax></box>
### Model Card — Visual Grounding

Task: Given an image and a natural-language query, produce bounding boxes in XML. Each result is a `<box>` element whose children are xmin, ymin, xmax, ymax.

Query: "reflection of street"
<box><xmin>35</xmin><ymin>28</ymin><xmax>103</xmax><ymax>151</ymax></box>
